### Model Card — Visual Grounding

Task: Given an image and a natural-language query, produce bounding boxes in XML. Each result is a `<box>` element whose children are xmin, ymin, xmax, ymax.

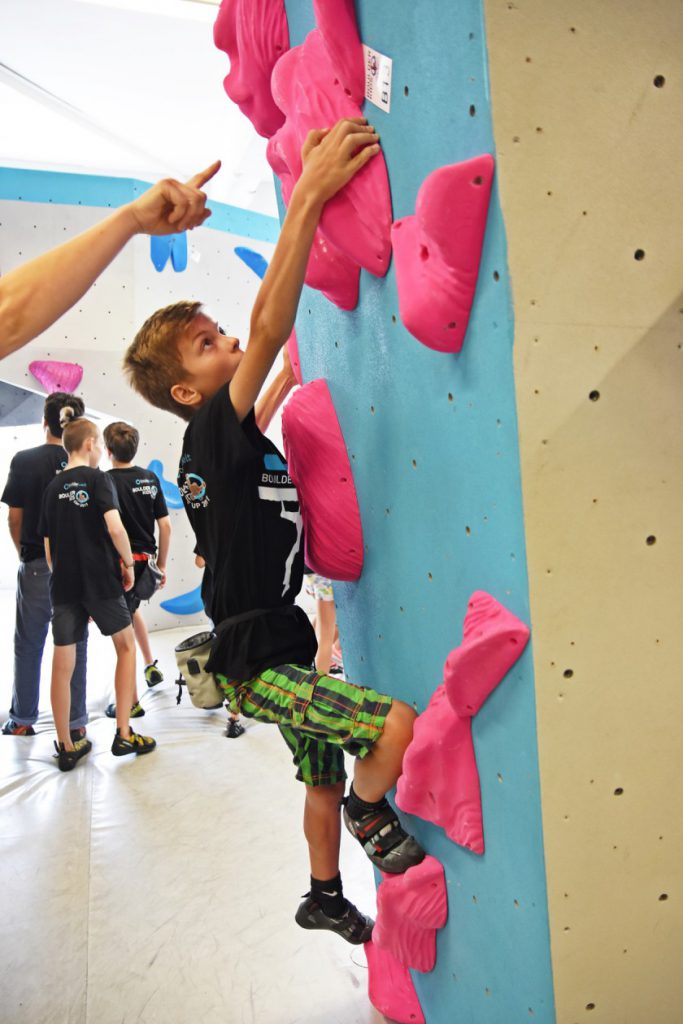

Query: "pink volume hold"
<box><xmin>213</xmin><ymin>0</ymin><xmax>289</xmax><ymax>138</ymax></box>
<box><xmin>372</xmin><ymin>856</ymin><xmax>448</xmax><ymax>973</ymax></box>
<box><xmin>392</xmin><ymin>154</ymin><xmax>495</xmax><ymax>353</ymax></box>
<box><xmin>365</xmin><ymin>940</ymin><xmax>425</xmax><ymax>1024</ymax></box>
<box><xmin>281</xmin><ymin>379</ymin><xmax>363</xmax><ymax>581</ymax></box>
<box><xmin>396</xmin><ymin>592</ymin><xmax>530</xmax><ymax>854</ymax></box>
<box><xmin>29</xmin><ymin>360</ymin><xmax>83</xmax><ymax>394</ymax></box>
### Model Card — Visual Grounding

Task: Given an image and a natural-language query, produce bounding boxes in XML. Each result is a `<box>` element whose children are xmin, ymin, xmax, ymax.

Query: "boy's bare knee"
<box><xmin>384</xmin><ymin>699</ymin><xmax>417</xmax><ymax>747</ymax></box>
<box><xmin>305</xmin><ymin>781</ymin><xmax>345</xmax><ymax>810</ymax></box>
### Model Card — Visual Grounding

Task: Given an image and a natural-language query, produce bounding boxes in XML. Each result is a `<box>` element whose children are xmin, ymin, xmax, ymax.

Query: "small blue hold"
<box><xmin>150</xmin><ymin>233</ymin><xmax>188</xmax><ymax>273</ymax></box>
<box><xmin>160</xmin><ymin>585</ymin><xmax>204</xmax><ymax>616</ymax></box>
<box><xmin>147</xmin><ymin>459</ymin><xmax>183</xmax><ymax>510</ymax></box>
<box><xmin>234</xmin><ymin>246</ymin><xmax>268</xmax><ymax>280</ymax></box>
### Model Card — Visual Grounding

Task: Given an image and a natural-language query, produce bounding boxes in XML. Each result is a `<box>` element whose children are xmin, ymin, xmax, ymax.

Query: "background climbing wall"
<box><xmin>284</xmin><ymin>2</ymin><xmax>555</xmax><ymax>1021</ymax></box>
<box><xmin>483</xmin><ymin>2</ymin><xmax>683</xmax><ymax>1021</ymax></box>
<box><xmin>0</xmin><ymin>170</ymin><xmax>277</xmax><ymax>630</ymax></box>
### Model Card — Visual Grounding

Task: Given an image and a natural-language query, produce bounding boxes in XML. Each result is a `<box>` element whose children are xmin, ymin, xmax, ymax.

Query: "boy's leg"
<box><xmin>110</xmin><ymin>625</ymin><xmax>137</xmax><ymax>738</ymax></box>
<box><xmin>50</xmin><ymin>643</ymin><xmax>77</xmax><ymax>750</ymax></box>
<box><xmin>132</xmin><ymin>608</ymin><xmax>153</xmax><ymax>669</ymax></box>
<box><xmin>6</xmin><ymin>559</ymin><xmax>51</xmax><ymax>731</ymax></box>
<box><xmin>351</xmin><ymin>698</ymin><xmax>417</xmax><ymax>802</ymax></box>
<box><xmin>69</xmin><ymin>635</ymin><xmax>89</xmax><ymax>734</ymax></box>
<box><xmin>303</xmin><ymin>781</ymin><xmax>345</xmax><ymax>879</ymax></box>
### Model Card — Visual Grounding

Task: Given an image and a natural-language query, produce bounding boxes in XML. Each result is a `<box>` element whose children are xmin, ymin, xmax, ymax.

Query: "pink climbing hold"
<box><xmin>396</xmin><ymin>683</ymin><xmax>485</xmax><ymax>854</ymax></box>
<box><xmin>396</xmin><ymin>592</ymin><xmax>530</xmax><ymax>854</ymax></box>
<box><xmin>213</xmin><ymin>0</ymin><xmax>289</xmax><ymax>138</ymax></box>
<box><xmin>372</xmin><ymin>856</ymin><xmax>448</xmax><ymax>973</ymax></box>
<box><xmin>392</xmin><ymin>154</ymin><xmax>495</xmax><ymax>353</ymax></box>
<box><xmin>286</xmin><ymin>328</ymin><xmax>302</xmax><ymax>386</ymax></box>
<box><xmin>29</xmin><ymin>360</ymin><xmax>83</xmax><ymax>394</ymax></box>
<box><xmin>267</xmin><ymin>4</ymin><xmax>392</xmax><ymax>292</ymax></box>
<box><xmin>282</xmin><ymin>379</ymin><xmax>363</xmax><ymax>581</ymax></box>
<box><xmin>445</xmin><ymin>590</ymin><xmax>530</xmax><ymax>718</ymax></box>
<box><xmin>365</xmin><ymin>940</ymin><xmax>425</xmax><ymax>1024</ymax></box>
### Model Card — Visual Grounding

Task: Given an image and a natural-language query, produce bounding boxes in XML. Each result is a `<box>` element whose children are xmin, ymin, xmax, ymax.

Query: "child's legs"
<box><xmin>111</xmin><ymin>626</ymin><xmax>136</xmax><ymax>736</ymax></box>
<box><xmin>303</xmin><ymin>781</ymin><xmax>345</xmax><ymax>879</ymax></box>
<box><xmin>132</xmin><ymin>608</ymin><xmax>153</xmax><ymax>669</ymax></box>
<box><xmin>51</xmin><ymin>644</ymin><xmax>77</xmax><ymax>749</ymax></box>
<box><xmin>314</xmin><ymin>596</ymin><xmax>336</xmax><ymax>676</ymax></box>
<box><xmin>352</xmin><ymin>698</ymin><xmax>417</xmax><ymax>803</ymax></box>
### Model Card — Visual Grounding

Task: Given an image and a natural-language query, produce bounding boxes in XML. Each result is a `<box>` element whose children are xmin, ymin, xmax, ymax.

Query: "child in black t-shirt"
<box><xmin>103</xmin><ymin>421</ymin><xmax>170</xmax><ymax>719</ymax></box>
<box><xmin>40</xmin><ymin>409</ymin><xmax>157</xmax><ymax>771</ymax></box>
<box><xmin>124</xmin><ymin>121</ymin><xmax>425</xmax><ymax>944</ymax></box>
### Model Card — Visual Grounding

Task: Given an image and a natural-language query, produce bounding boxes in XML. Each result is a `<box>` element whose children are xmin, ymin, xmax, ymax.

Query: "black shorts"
<box><xmin>52</xmin><ymin>596</ymin><xmax>132</xmax><ymax>646</ymax></box>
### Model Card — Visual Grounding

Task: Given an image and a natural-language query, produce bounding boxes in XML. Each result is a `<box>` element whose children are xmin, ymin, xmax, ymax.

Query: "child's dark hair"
<box><xmin>43</xmin><ymin>392</ymin><xmax>85</xmax><ymax>439</ymax></box>
<box><xmin>103</xmin><ymin>421</ymin><xmax>140</xmax><ymax>463</ymax></box>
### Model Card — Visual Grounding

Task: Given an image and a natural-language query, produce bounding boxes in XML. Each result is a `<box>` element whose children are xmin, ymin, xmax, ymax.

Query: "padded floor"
<box><xmin>0</xmin><ymin>590</ymin><xmax>382</xmax><ymax>1024</ymax></box>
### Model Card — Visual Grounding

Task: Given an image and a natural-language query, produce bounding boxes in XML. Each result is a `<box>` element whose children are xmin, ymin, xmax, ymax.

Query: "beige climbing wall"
<box><xmin>483</xmin><ymin>1</ymin><xmax>683</xmax><ymax>1021</ymax></box>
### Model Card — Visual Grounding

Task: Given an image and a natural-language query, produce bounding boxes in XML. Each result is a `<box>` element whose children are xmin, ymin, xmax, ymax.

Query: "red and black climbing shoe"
<box><xmin>342</xmin><ymin>797</ymin><xmax>426</xmax><ymax>874</ymax></box>
<box><xmin>295</xmin><ymin>894</ymin><xmax>374</xmax><ymax>945</ymax></box>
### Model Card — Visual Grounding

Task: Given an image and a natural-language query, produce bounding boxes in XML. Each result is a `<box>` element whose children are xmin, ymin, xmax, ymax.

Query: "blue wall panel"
<box><xmin>284</xmin><ymin>2</ymin><xmax>556</xmax><ymax>1021</ymax></box>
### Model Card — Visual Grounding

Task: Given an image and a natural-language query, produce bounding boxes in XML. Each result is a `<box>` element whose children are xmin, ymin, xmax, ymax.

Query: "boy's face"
<box><xmin>171</xmin><ymin>313</ymin><xmax>243</xmax><ymax>411</ymax></box>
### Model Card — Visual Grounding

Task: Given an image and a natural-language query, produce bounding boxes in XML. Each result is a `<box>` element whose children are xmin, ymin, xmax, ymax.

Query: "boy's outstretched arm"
<box><xmin>229</xmin><ymin>118</ymin><xmax>379</xmax><ymax>423</ymax></box>
<box><xmin>0</xmin><ymin>162</ymin><xmax>220</xmax><ymax>360</ymax></box>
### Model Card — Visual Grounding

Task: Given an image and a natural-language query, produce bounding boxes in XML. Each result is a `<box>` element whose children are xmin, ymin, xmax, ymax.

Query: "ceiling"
<box><xmin>0</xmin><ymin>0</ymin><xmax>277</xmax><ymax>215</ymax></box>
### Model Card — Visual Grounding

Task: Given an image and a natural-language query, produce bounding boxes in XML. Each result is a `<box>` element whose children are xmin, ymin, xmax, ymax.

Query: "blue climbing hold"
<box><xmin>147</xmin><ymin>459</ymin><xmax>183</xmax><ymax>510</ymax></box>
<box><xmin>150</xmin><ymin>233</ymin><xmax>188</xmax><ymax>273</ymax></box>
<box><xmin>160</xmin><ymin>586</ymin><xmax>204</xmax><ymax>616</ymax></box>
<box><xmin>234</xmin><ymin>246</ymin><xmax>268</xmax><ymax>280</ymax></box>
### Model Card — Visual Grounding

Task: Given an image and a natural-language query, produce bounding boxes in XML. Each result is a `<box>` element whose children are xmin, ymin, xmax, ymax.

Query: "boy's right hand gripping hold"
<box><xmin>295</xmin><ymin>117</ymin><xmax>380</xmax><ymax>208</ymax></box>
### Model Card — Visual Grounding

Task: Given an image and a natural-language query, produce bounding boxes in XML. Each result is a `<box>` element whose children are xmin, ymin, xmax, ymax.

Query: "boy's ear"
<box><xmin>170</xmin><ymin>382</ymin><xmax>203</xmax><ymax>410</ymax></box>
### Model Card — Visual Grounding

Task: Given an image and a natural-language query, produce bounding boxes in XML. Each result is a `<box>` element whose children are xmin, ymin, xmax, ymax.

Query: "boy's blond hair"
<box><xmin>123</xmin><ymin>300</ymin><xmax>203</xmax><ymax>421</ymax></box>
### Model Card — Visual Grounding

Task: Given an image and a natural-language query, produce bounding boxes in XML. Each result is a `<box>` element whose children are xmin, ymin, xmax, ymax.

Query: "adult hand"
<box><xmin>125</xmin><ymin>161</ymin><xmax>221</xmax><ymax>236</ymax></box>
<box><xmin>296</xmin><ymin>118</ymin><xmax>380</xmax><ymax>207</ymax></box>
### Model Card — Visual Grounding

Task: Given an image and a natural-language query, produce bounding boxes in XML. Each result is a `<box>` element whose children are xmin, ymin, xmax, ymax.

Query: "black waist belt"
<box><xmin>214</xmin><ymin>606</ymin><xmax>298</xmax><ymax>635</ymax></box>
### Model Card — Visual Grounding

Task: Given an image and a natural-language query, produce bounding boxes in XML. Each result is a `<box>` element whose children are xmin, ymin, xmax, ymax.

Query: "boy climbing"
<box><xmin>124</xmin><ymin>119</ymin><xmax>424</xmax><ymax>942</ymax></box>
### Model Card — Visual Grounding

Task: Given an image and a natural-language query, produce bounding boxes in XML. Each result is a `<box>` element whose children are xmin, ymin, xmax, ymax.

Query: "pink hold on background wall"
<box><xmin>392</xmin><ymin>154</ymin><xmax>495</xmax><ymax>353</ymax></box>
<box><xmin>29</xmin><ymin>360</ymin><xmax>83</xmax><ymax>395</ymax></box>
<box><xmin>365</xmin><ymin>940</ymin><xmax>425</xmax><ymax>1024</ymax></box>
<box><xmin>282</xmin><ymin>378</ymin><xmax>363</xmax><ymax>581</ymax></box>
<box><xmin>213</xmin><ymin>0</ymin><xmax>289</xmax><ymax>139</ymax></box>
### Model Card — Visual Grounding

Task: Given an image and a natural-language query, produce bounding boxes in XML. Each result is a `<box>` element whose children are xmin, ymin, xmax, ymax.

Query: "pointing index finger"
<box><xmin>186</xmin><ymin>160</ymin><xmax>222</xmax><ymax>189</ymax></box>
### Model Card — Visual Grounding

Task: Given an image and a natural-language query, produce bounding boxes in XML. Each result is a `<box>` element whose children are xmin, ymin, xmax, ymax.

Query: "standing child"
<box><xmin>40</xmin><ymin>409</ymin><xmax>156</xmax><ymax>770</ymax></box>
<box><xmin>124</xmin><ymin>119</ymin><xmax>424</xmax><ymax>944</ymax></box>
<box><xmin>103</xmin><ymin>421</ymin><xmax>171</xmax><ymax>719</ymax></box>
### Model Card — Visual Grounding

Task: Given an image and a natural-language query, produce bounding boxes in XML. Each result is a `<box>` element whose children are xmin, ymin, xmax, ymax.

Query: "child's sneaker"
<box><xmin>111</xmin><ymin>728</ymin><xmax>156</xmax><ymax>757</ymax></box>
<box><xmin>225</xmin><ymin>718</ymin><xmax>245</xmax><ymax>739</ymax></box>
<box><xmin>295</xmin><ymin>893</ymin><xmax>374</xmax><ymax>945</ymax></box>
<box><xmin>2</xmin><ymin>719</ymin><xmax>35</xmax><ymax>736</ymax></box>
<box><xmin>144</xmin><ymin>660</ymin><xmax>164</xmax><ymax>686</ymax></box>
<box><xmin>342</xmin><ymin>797</ymin><xmax>426</xmax><ymax>874</ymax></box>
<box><xmin>54</xmin><ymin>737</ymin><xmax>92</xmax><ymax>772</ymax></box>
<box><xmin>105</xmin><ymin>701</ymin><xmax>145</xmax><ymax>719</ymax></box>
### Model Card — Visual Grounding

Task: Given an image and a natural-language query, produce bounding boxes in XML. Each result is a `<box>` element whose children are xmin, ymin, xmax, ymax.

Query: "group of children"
<box><xmin>3</xmin><ymin>117</ymin><xmax>427</xmax><ymax>945</ymax></box>
<box><xmin>2</xmin><ymin>393</ymin><xmax>169</xmax><ymax>770</ymax></box>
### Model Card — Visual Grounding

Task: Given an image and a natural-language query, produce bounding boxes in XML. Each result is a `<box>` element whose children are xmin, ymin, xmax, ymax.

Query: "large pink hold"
<box><xmin>365</xmin><ymin>941</ymin><xmax>425</xmax><ymax>1024</ymax></box>
<box><xmin>281</xmin><ymin>379</ymin><xmax>363</xmax><ymax>581</ymax></box>
<box><xmin>396</xmin><ymin>592</ymin><xmax>530</xmax><ymax>854</ymax></box>
<box><xmin>445</xmin><ymin>590</ymin><xmax>530</xmax><ymax>717</ymax></box>
<box><xmin>213</xmin><ymin>0</ymin><xmax>289</xmax><ymax>138</ymax></box>
<box><xmin>396</xmin><ymin>684</ymin><xmax>485</xmax><ymax>854</ymax></box>
<box><xmin>392</xmin><ymin>154</ymin><xmax>495</xmax><ymax>353</ymax></box>
<box><xmin>267</xmin><ymin>8</ymin><xmax>392</xmax><ymax>281</ymax></box>
<box><xmin>268</xmin><ymin>131</ymin><xmax>360</xmax><ymax>310</ymax></box>
<box><xmin>29</xmin><ymin>360</ymin><xmax>83</xmax><ymax>394</ymax></box>
<box><xmin>373</xmin><ymin>856</ymin><xmax>448</xmax><ymax>973</ymax></box>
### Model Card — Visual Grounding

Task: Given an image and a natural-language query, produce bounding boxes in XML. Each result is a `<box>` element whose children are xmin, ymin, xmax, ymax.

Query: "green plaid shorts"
<box><xmin>216</xmin><ymin>664</ymin><xmax>392</xmax><ymax>787</ymax></box>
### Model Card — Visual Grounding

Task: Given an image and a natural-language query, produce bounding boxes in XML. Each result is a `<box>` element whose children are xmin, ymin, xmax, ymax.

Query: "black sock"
<box><xmin>345</xmin><ymin>783</ymin><xmax>388</xmax><ymax>822</ymax></box>
<box><xmin>310</xmin><ymin>873</ymin><xmax>346</xmax><ymax>917</ymax></box>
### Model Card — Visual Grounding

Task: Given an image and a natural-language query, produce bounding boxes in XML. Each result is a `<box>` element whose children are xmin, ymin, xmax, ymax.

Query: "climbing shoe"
<box><xmin>225</xmin><ymin>718</ymin><xmax>245</xmax><ymax>739</ymax></box>
<box><xmin>105</xmin><ymin>701</ymin><xmax>145</xmax><ymax>719</ymax></box>
<box><xmin>54</xmin><ymin>737</ymin><xmax>92</xmax><ymax>772</ymax></box>
<box><xmin>111</xmin><ymin>728</ymin><xmax>156</xmax><ymax>757</ymax></box>
<box><xmin>144</xmin><ymin>661</ymin><xmax>164</xmax><ymax>687</ymax></box>
<box><xmin>342</xmin><ymin>797</ymin><xmax>426</xmax><ymax>874</ymax></box>
<box><xmin>2</xmin><ymin>719</ymin><xmax>35</xmax><ymax>736</ymax></box>
<box><xmin>295</xmin><ymin>894</ymin><xmax>374</xmax><ymax>945</ymax></box>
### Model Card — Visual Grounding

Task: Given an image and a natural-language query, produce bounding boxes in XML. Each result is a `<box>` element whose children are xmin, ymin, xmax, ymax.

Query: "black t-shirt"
<box><xmin>1</xmin><ymin>443</ymin><xmax>68</xmax><ymax>561</ymax></box>
<box><xmin>39</xmin><ymin>466</ymin><xmax>123</xmax><ymax>604</ymax></box>
<box><xmin>178</xmin><ymin>384</ymin><xmax>316</xmax><ymax>679</ymax></box>
<box><xmin>107</xmin><ymin>466</ymin><xmax>168</xmax><ymax>553</ymax></box>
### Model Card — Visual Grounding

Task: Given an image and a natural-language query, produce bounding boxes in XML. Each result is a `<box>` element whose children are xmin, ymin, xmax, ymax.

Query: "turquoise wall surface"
<box><xmin>283</xmin><ymin>2</ymin><xmax>556</xmax><ymax>1021</ymax></box>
